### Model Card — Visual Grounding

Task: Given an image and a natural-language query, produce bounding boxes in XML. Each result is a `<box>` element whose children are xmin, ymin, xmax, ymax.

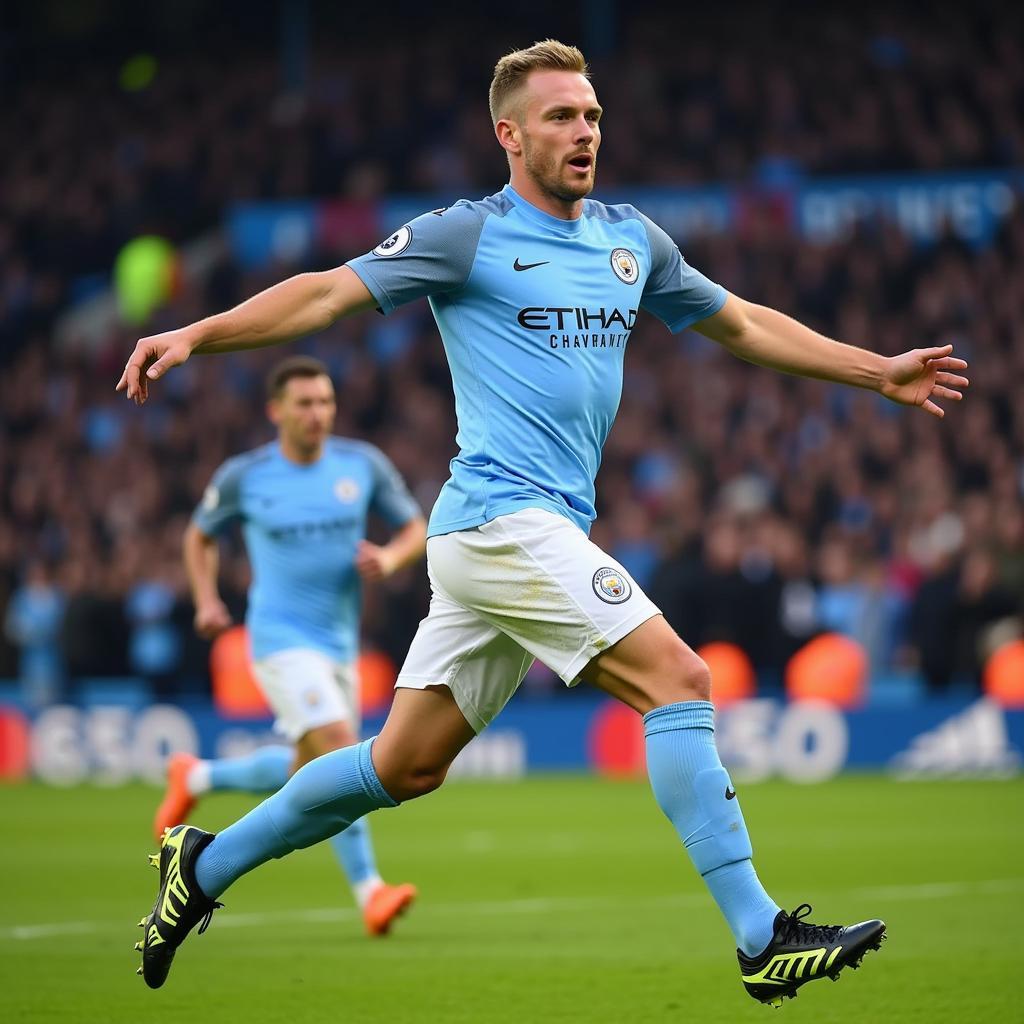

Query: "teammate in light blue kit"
<box><xmin>124</xmin><ymin>42</ymin><xmax>969</xmax><ymax>1002</ymax></box>
<box><xmin>152</xmin><ymin>355</ymin><xmax>426</xmax><ymax>938</ymax></box>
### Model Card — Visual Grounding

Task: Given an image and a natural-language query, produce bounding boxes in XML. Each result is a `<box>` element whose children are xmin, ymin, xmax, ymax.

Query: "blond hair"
<box><xmin>488</xmin><ymin>39</ymin><xmax>589</xmax><ymax>125</ymax></box>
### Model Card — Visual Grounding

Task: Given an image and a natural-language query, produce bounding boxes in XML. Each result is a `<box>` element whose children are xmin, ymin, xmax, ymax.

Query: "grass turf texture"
<box><xmin>1</xmin><ymin>775</ymin><xmax>1020</xmax><ymax>1023</ymax></box>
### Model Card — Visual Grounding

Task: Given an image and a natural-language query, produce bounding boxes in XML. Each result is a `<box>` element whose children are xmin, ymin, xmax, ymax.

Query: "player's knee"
<box><xmin>628</xmin><ymin>645</ymin><xmax>712</xmax><ymax>713</ymax></box>
<box><xmin>663</xmin><ymin>647</ymin><xmax>712</xmax><ymax>703</ymax></box>
<box><xmin>684</xmin><ymin>656</ymin><xmax>712</xmax><ymax>702</ymax></box>
<box><xmin>372</xmin><ymin>745</ymin><xmax>452</xmax><ymax>798</ymax></box>
<box><xmin>382</xmin><ymin>760</ymin><xmax>451</xmax><ymax>802</ymax></box>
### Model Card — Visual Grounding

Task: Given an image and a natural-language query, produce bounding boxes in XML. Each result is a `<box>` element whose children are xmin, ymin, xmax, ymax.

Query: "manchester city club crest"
<box><xmin>372</xmin><ymin>224</ymin><xmax>413</xmax><ymax>257</ymax></box>
<box><xmin>592</xmin><ymin>566</ymin><xmax>633</xmax><ymax>604</ymax></box>
<box><xmin>610</xmin><ymin>247</ymin><xmax>639</xmax><ymax>284</ymax></box>
<box><xmin>334</xmin><ymin>478</ymin><xmax>360</xmax><ymax>503</ymax></box>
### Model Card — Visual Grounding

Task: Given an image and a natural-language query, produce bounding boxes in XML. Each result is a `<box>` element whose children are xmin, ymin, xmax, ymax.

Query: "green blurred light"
<box><xmin>119</xmin><ymin>54</ymin><xmax>158</xmax><ymax>92</ymax></box>
<box><xmin>114</xmin><ymin>235</ymin><xmax>176</xmax><ymax>326</ymax></box>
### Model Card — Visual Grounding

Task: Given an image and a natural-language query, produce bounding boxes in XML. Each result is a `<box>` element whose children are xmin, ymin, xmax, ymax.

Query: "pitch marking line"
<box><xmin>3</xmin><ymin>878</ymin><xmax>1022</xmax><ymax>943</ymax></box>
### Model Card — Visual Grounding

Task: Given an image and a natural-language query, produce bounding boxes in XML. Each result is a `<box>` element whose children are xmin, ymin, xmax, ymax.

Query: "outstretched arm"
<box><xmin>695</xmin><ymin>295</ymin><xmax>969</xmax><ymax>418</ymax></box>
<box><xmin>116</xmin><ymin>266</ymin><xmax>376</xmax><ymax>404</ymax></box>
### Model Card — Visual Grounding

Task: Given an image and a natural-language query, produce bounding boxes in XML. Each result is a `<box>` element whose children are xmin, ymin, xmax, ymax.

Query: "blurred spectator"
<box><xmin>125</xmin><ymin>574</ymin><xmax>183</xmax><ymax>698</ymax></box>
<box><xmin>3</xmin><ymin>562</ymin><xmax>65</xmax><ymax>707</ymax></box>
<box><xmin>58</xmin><ymin>559</ymin><xmax>129</xmax><ymax>681</ymax></box>
<box><xmin>771</xmin><ymin>522</ymin><xmax>819</xmax><ymax>669</ymax></box>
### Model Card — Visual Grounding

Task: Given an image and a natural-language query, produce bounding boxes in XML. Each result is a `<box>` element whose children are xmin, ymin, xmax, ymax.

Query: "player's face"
<box><xmin>269</xmin><ymin>374</ymin><xmax>336</xmax><ymax>454</ymax></box>
<box><xmin>519</xmin><ymin>70</ymin><xmax>602</xmax><ymax>203</ymax></box>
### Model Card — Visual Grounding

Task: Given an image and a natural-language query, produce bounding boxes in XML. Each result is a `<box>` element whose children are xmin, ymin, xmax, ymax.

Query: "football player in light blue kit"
<box><xmin>122</xmin><ymin>41</ymin><xmax>969</xmax><ymax>1002</ymax></box>
<box><xmin>152</xmin><ymin>355</ymin><xmax>427</xmax><ymax>938</ymax></box>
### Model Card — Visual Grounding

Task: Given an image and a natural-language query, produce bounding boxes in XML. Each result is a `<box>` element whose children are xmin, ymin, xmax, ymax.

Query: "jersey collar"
<box><xmin>502</xmin><ymin>184</ymin><xmax>586</xmax><ymax>236</ymax></box>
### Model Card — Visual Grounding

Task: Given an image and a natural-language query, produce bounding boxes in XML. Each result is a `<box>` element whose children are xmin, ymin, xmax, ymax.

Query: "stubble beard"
<box><xmin>523</xmin><ymin>136</ymin><xmax>595</xmax><ymax>204</ymax></box>
<box><xmin>285</xmin><ymin>424</ymin><xmax>325</xmax><ymax>461</ymax></box>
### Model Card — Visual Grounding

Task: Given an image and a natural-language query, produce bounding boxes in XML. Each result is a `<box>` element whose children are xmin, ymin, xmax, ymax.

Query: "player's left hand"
<box><xmin>355</xmin><ymin>540</ymin><xmax>398</xmax><ymax>581</ymax></box>
<box><xmin>115</xmin><ymin>326</ymin><xmax>197</xmax><ymax>405</ymax></box>
<box><xmin>878</xmin><ymin>344</ymin><xmax>969</xmax><ymax>418</ymax></box>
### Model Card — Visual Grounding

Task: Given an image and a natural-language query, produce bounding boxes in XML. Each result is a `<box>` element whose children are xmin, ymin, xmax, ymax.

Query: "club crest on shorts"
<box><xmin>610</xmin><ymin>248</ymin><xmax>639</xmax><ymax>284</ymax></box>
<box><xmin>372</xmin><ymin>225</ymin><xmax>412</xmax><ymax>257</ymax></box>
<box><xmin>593</xmin><ymin>566</ymin><xmax>632</xmax><ymax>603</ymax></box>
<box><xmin>334</xmin><ymin>478</ymin><xmax>360</xmax><ymax>503</ymax></box>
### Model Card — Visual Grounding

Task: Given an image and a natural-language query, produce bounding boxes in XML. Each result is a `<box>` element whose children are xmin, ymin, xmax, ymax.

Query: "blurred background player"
<box><xmin>153</xmin><ymin>354</ymin><xmax>427</xmax><ymax>936</ymax></box>
<box><xmin>119</xmin><ymin>41</ymin><xmax>969</xmax><ymax>1001</ymax></box>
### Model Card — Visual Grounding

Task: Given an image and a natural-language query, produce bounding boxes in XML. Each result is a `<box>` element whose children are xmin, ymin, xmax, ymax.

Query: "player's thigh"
<box><xmin>578</xmin><ymin>613</ymin><xmax>711</xmax><ymax>714</ymax></box>
<box><xmin>428</xmin><ymin>508</ymin><xmax>661</xmax><ymax>689</ymax></box>
<box><xmin>251</xmin><ymin>647</ymin><xmax>358</xmax><ymax>743</ymax></box>
<box><xmin>395</xmin><ymin>582</ymin><xmax>535</xmax><ymax>734</ymax></box>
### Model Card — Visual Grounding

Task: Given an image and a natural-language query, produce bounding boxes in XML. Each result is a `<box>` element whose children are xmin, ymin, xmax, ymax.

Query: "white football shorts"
<box><xmin>396</xmin><ymin>508</ymin><xmax>660</xmax><ymax>732</ymax></box>
<box><xmin>251</xmin><ymin>647</ymin><xmax>359</xmax><ymax>742</ymax></box>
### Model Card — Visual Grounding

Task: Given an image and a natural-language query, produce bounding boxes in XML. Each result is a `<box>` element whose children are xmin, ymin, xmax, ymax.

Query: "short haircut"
<box><xmin>266</xmin><ymin>355</ymin><xmax>331</xmax><ymax>399</ymax></box>
<box><xmin>488</xmin><ymin>39</ymin><xmax>589</xmax><ymax>125</ymax></box>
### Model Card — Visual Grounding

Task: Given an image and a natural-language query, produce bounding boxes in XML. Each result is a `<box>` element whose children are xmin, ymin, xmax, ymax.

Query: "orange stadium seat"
<box><xmin>697</xmin><ymin>642</ymin><xmax>756</xmax><ymax>708</ymax></box>
<box><xmin>785</xmin><ymin>633</ymin><xmax>867</xmax><ymax>709</ymax></box>
<box><xmin>358</xmin><ymin>649</ymin><xmax>397</xmax><ymax>717</ymax></box>
<box><xmin>209</xmin><ymin>626</ymin><xmax>270</xmax><ymax>718</ymax></box>
<box><xmin>983</xmin><ymin>639</ymin><xmax>1024</xmax><ymax>710</ymax></box>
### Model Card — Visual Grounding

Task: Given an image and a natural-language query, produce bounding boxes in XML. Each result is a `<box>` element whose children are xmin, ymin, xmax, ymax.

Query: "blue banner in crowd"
<box><xmin>794</xmin><ymin>170</ymin><xmax>1022</xmax><ymax>246</ymax></box>
<box><xmin>4</xmin><ymin>693</ymin><xmax>1020</xmax><ymax>785</ymax></box>
<box><xmin>227</xmin><ymin>200</ymin><xmax>318</xmax><ymax>270</ymax></box>
<box><xmin>226</xmin><ymin>170</ymin><xmax>1022</xmax><ymax>270</ymax></box>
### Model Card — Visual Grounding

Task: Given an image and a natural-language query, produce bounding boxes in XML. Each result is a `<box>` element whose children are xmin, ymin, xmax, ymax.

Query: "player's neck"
<box><xmin>507</xmin><ymin>175</ymin><xmax>584</xmax><ymax>221</ymax></box>
<box><xmin>278</xmin><ymin>436</ymin><xmax>324</xmax><ymax>466</ymax></box>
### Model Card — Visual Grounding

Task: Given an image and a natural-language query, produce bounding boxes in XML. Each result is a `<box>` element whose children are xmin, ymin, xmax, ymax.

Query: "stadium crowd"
<box><xmin>3</xmin><ymin>3</ymin><xmax>1023</xmax><ymax>706</ymax></box>
<box><xmin>4</xmin><ymin>202</ymin><xmax>1023</xmax><ymax>704</ymax></box>
<box><xmin>3</xmin><ymin>3</ymin><xmax>1023</xmax><ymax>348</ymax></box>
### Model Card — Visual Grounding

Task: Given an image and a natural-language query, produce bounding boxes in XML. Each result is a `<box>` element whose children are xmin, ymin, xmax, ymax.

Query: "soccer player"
<box><xmin>120</xmin><ymin>42</ymin><xmax>970</xmax><ymax>1004</ymax></box>
<box><xmin>152</xmin><ymin>355</ymin><xmax>427</xmax><ymax>938</ymax></box>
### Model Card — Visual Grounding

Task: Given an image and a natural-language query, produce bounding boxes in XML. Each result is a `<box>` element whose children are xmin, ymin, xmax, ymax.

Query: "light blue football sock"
<box><xmin>208</xmin><ymin>745</ymin><xmax>292</xmax><ymax>792</ymax></box>
<box><xmin>644</xmin><ymin>700</ymin><xmax>780</xmax><ymax>957</ymax></box>
<box><xmin>195</xmin><ymin>737</ymin><xmax>396</xmax><ymax>899</ymax></box>
<box><xmin>328</xmin><ymin>819</ymin><xmax>379</xmax><ymax>887</ymax></box>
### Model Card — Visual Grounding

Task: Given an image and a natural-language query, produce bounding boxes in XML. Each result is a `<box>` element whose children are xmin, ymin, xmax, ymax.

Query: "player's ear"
<box><xmin>495</xmin><ymin>118</ymin><xmax>522</xmax><ymax>156</ymax></box>
<box><xmin>266</xmin><ymin>399</ymin><xmax>281</xmax><ymax>426</ymax></box>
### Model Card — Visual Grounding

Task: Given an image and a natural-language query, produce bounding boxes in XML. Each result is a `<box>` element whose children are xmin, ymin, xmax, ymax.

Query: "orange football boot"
<box><xmin>363</xmin><ymin>882</ymin><xmax>418</xmax><ymax>936</ymax></box>
<box><xmin>152</xmin><ymin>753</ymin><xmax>200</xmax><ymax>841</ymax></box>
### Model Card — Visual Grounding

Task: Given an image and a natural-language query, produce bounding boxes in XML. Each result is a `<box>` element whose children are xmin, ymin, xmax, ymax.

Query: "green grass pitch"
<box><xmin>1</xmin><ymin>775</ymin><xmax>1021</xmax><ymax>1023</ymax></box>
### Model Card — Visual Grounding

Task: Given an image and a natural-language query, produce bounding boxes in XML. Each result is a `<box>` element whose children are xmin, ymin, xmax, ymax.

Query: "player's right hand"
<box><xmin>116</xmin><ymin>327</ymin><xmax>197</xmax><ymax>405</ymax></box>
<box><xmin>193</xmin><ymin>599</ymin><xmax>232</xmax><ymax>640</ymax></box>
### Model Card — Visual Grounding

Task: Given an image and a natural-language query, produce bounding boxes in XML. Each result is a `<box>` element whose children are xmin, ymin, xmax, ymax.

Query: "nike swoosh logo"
<box><xmin>513</xmin><ymin>258</ymin><xmax>550</xmax><ymax>272</ymax></box>
<box><xmin>725</xmin><ymin>787</ymin><xmax>737</xmax><ymax>800</ymax></box>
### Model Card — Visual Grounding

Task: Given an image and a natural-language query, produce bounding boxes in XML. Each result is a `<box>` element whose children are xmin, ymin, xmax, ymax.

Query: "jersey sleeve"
<box><xmin>345</xmin><ymin>202</ymin><xmax>486</xmax><ymax>315</ymax></box>
<box><xmin>191</xmin><ymin>458</ymin><xmax>245</xmax><ymax>536</ymax></box>
<box><xmin>639</xmin><ymin>213</ymin><xmax>727</xmax><ymax>332</ymax></box>
<box><xmin>365</xmin><ymin>446</ymin><xmax>423</xmax><ymax>528</ymax></box>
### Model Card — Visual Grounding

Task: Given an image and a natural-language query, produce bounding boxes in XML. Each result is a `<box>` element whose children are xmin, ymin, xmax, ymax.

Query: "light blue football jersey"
<box><xmin>347</xmin><ymin>184</ymin><xmax>726</xmax><ymax>537</ymax></box>
<box><xmin>192</xmin><ymin>438</ymin><xmax>421</xmax><ymax>661</ymax></box>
